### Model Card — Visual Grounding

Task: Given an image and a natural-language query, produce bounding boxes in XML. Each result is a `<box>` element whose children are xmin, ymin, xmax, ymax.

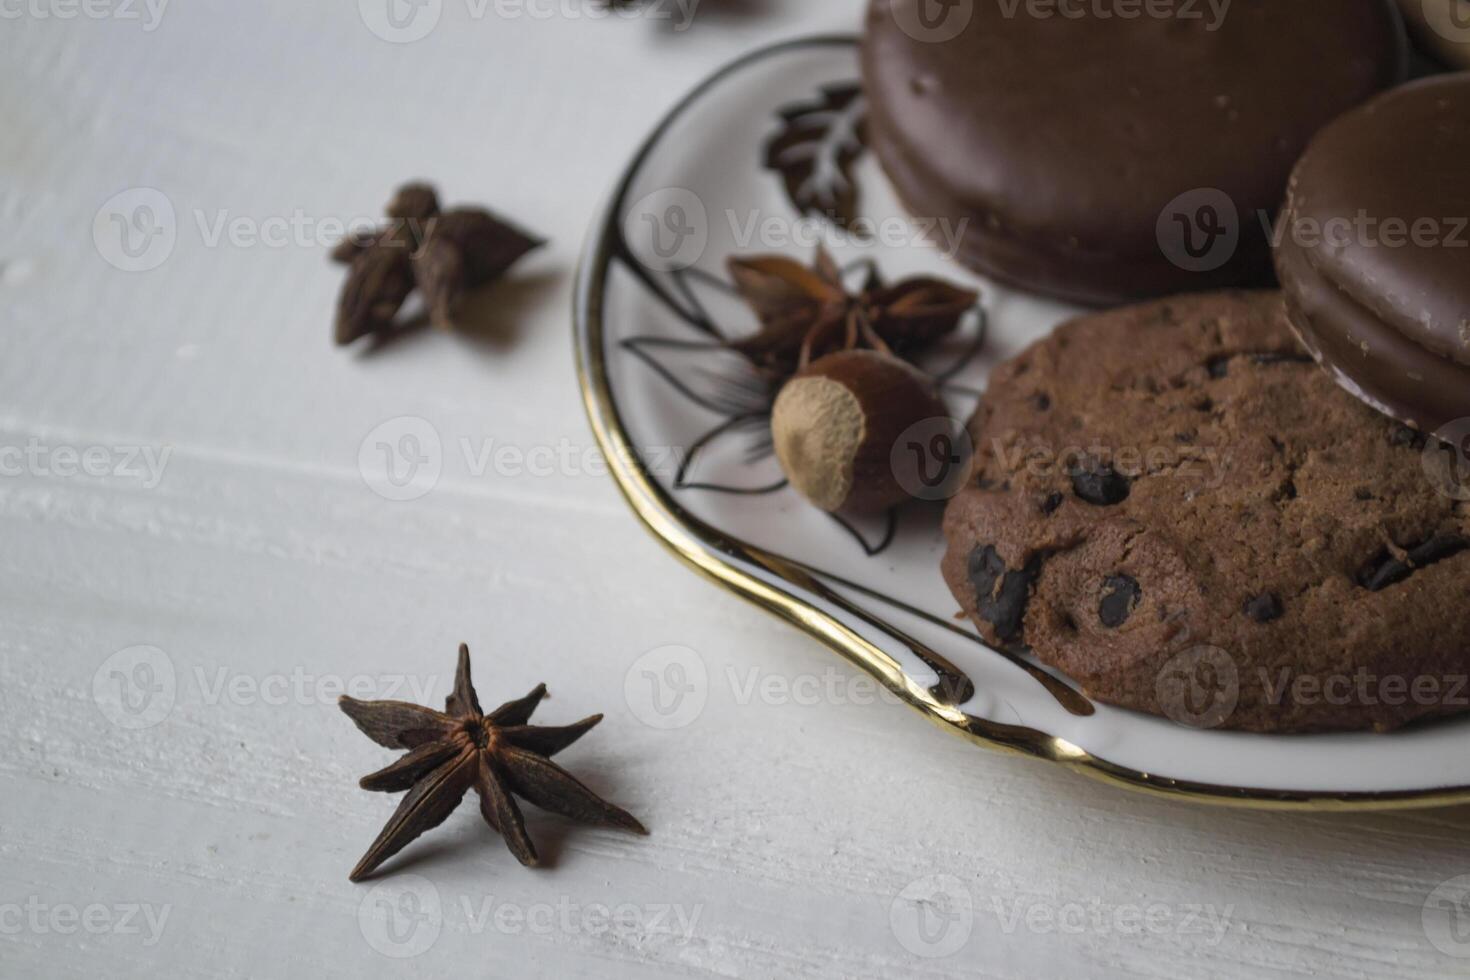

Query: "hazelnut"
<box><xmin>771</xmin><ymin>350</ymin><xmax>949</xmax><ymax>515</ymax></box>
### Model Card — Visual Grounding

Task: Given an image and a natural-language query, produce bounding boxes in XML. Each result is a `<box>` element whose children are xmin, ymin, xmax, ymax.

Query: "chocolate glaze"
<box><xmin>861</xmin><ymin>0</ymin><xmax>1407</xmax><ymax>305</ymax></box>
<box><xmin>1276</xmin><ymin>233</ymin><xmax>1470</xmax><ymax>431</ymax></box>
<box><xmin>1275</xmin><ymin>74</ymin><xmax>1470</xmax><ymax>431</ymax></box>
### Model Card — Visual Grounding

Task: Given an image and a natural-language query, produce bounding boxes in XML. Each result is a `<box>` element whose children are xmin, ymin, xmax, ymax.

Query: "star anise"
<box><xmin>339</xmin><ymin>644</ymin><xmax>646</xmax><ymax>881</ymax></box>
<box><xmin>332</xmin><ymin>182</ymin><xmax>543</xmax><ymax>345</ymax></box>
<box><xmin>726</xmin><ymin>246</ymin><xmax>978</xmax><ymax>380</ymax></box>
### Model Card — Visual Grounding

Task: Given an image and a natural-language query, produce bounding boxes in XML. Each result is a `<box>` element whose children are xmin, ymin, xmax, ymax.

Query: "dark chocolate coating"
<box><xmin>1275</xmin><ymin>73</ymin><xmax>1470</xmax><ymax>432</ymax></box>
<box><xmin>861</xmin><ymin>0</ymin><xmax>1407</xmax><ymax>305</ymax></box>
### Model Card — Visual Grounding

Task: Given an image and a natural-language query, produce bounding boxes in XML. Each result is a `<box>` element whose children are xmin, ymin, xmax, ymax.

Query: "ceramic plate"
<box><xmin>573</xmin><ymin>36</ymin><xmax>1470</xmax><ymax>809</ymax></box>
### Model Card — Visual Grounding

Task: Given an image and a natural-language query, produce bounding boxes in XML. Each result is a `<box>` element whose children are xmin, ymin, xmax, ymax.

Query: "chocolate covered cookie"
<box><xmin>861</xmin><ymin>0</ymin><xmax>1407</xmax><ymax>305</ymax></box>
<box><xmin>941</xmin><ymin>292</ymin><xmax>1470</xmax><ymax>733</ymax></box>
<box><xmin>1275</xmin><ymin>73</ymin><xmax>1470</xmax><ymax>433</ymax></box>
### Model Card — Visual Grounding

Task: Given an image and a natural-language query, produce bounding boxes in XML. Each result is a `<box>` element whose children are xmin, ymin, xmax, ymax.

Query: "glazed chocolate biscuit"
<box><xmin>862</xmin><ymin>0</ymin><xmax>1407</xmax><ymax>305</ymax></box>
<box><xmin>1275</xmin><ymin>74</ymin><xmax>1470</xmax><ymax>433</ymax></box>
<box><xmin>941</xmin><ymin>292</ymin><xmax>1470</xmax><ymax>733</ymax></box>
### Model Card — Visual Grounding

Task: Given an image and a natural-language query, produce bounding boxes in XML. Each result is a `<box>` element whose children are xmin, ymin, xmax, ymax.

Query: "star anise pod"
<box><xmin>411</xmin><ymin>208</ymin><xmax>543</xmax><ymax>330</ymax></box>
<box><xmin>332</xmin><ymin>183</ymin><xmax>440</xmax><ymax>345</ymax></box>
<box><xmin>726</xmin><ymin>246</ymin><xmax>978</xmax><ymax>380</ymax></box>
<box><xmin>332</xmin><ymin>182</ymin><xmax>544</xmax><ymax>345</ymax></box>
<box><xmin>339</xmin><ymin>644</ymin><xmax>646</xmax><ymax>881</ymax></box>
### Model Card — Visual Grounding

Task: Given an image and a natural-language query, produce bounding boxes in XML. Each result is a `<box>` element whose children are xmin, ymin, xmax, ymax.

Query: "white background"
<box><xmin>3</xmin><ymin>1</ymin><xmax>1470</xmax><ymax>977</ymax></box>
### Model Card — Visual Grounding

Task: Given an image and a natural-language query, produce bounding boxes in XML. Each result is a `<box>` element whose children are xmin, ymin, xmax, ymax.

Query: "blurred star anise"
<box><xmin>339</xmin><ymin>644</ymin><xmax>646</xmax><ymax>881</ymax></box>
<box><xmin>726</xmin><ymin>246</ymin><xmax>978</xmax><ymax>380</ymax></box>
<box><xmin>332</xmin><ymin>183</ymin><xmax>543</xmax><ymax>345</ymax></box>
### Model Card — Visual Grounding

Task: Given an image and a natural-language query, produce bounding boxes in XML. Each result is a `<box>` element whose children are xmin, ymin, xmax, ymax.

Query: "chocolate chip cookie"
<box><xmin>940</xmin><ymin>292</ymin><xmax>1470</xmax><ymax>733</ymax></box>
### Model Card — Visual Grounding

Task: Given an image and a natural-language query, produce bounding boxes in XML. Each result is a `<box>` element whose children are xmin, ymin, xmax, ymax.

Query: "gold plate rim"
<box><xmin>571</xmin><ymin>34</ymin><xmax>1470</xmax><ymax>813</ymax></box>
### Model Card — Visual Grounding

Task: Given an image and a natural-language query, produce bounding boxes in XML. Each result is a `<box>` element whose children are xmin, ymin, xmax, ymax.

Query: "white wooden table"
<box><xmin>4</xmin><ymin>3</ymin><xmax>1470</xmax><ymax>977</ymax></box>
